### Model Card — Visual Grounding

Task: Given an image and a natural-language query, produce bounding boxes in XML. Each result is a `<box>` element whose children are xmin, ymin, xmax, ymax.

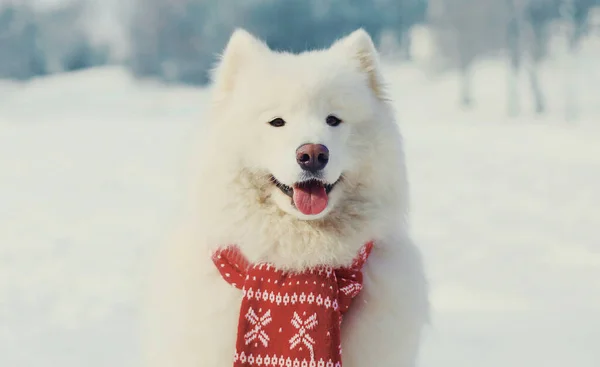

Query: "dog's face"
<box><xmin>210</xmin><ymin>29</ymin><xmax>388</xmax><ymax>221</ymax></box>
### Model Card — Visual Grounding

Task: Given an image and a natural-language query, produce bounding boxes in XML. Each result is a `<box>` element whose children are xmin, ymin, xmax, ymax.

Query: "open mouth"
<box><xmin>270</xmin><ymin>176</ymin><xmax>339</xmax><ymax>216</ymax></box>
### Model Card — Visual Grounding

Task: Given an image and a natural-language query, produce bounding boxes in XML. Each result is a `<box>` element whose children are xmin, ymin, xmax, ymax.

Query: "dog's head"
<box><xmin>206</xmin><ymin>29</ymin><xmax>404</xmax><ymax>224</ymax></box>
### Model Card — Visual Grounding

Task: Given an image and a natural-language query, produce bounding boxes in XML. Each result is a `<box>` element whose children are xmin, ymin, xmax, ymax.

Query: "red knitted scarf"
<box><xmin>212</xmin><ymin>242</ymin><xmax>374</xmax><ymax>367</ymax></box>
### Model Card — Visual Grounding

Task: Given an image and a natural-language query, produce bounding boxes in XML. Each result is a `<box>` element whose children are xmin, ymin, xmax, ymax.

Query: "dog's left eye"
<box><xmin>268</xmin><ymin>117</ymin><xmax>286</xmax><ymax>127</ymax></box>
<box><xmin>326</xmin><ymin>115</ymin><xmax>342</xmax><ymax>127</ymax></box>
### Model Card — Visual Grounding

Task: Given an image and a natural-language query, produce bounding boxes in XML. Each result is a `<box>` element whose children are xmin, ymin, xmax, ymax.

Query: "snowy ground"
<box><xmin>1</xmin><ymin>46</ymin><xmax>599</xmax><ymax>367</ymax></box>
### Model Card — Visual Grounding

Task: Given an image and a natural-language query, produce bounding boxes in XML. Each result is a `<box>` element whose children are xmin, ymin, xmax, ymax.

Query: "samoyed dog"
<box><xmin>143</xmin><ymin>29</ymin><xmax>429</xmax><ymax>367</ymax></box>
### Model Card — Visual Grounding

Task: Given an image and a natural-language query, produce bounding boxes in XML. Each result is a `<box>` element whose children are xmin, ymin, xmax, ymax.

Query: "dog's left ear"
<box><xmin>332</xmin><ymin>29</ymin><xmax>386</xmax><ymax>100</ymax></box>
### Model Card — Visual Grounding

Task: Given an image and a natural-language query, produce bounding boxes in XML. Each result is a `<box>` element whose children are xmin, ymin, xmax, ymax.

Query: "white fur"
<box><xmin>142</xmin><ymin>29</ymin><xmax>429</xmax><ymax>367</ymax></box>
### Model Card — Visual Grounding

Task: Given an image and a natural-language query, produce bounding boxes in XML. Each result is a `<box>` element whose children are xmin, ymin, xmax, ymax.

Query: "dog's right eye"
<box><xmin>268</xmin><ymin>118</ymin><xmax>286</xmax><ymax>127</ymax></box>
<box><xmin>326</xmin><ymin>115</ymin><xmax>342</xmax><ymax>127</ymax></box>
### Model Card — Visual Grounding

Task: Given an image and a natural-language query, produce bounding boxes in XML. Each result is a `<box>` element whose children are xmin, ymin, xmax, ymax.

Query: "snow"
<box><xmin>1</xmin><ymin>46</ymin><xmax>599</xmax><ymax>366</ymax></box>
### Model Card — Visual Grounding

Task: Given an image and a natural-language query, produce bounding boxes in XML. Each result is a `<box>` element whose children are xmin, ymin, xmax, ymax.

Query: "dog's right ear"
<box><xmin>210</xmin><ymin>29</ymin><xmax>268</xmax><ymax>99</ymax></box>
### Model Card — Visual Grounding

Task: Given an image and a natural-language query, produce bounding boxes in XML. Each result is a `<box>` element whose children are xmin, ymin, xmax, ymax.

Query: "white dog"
<box><xmin>142</xmin><ymin>29</ymin><xmax>429</xmax><ymax>367</ymax></box>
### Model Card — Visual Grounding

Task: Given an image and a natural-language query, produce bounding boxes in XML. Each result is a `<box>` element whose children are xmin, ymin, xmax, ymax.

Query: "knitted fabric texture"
<box><xmin>212</xmin><ymin>242</ymin><xmax>374</xmax><ymax>367</ymax></box>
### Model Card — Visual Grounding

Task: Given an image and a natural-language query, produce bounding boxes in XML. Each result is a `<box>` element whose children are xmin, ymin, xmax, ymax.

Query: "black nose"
<box><xmin>296</xmin><ymin>144</ymin><xmax>329</xmax><ymax>172</ymax></box>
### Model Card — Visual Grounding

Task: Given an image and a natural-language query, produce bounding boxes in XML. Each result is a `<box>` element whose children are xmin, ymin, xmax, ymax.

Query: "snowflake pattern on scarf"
<box><xmin>212</xmin><ymin>242</ymin><xmax>374</xmax><ymax>367</ymax></box>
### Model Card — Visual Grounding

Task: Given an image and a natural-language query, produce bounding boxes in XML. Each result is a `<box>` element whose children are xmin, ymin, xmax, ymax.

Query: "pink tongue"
<box><xmin>292</xmin><ymin>183</ymin><xmax>329</xmax><ymax>215</ymax></box>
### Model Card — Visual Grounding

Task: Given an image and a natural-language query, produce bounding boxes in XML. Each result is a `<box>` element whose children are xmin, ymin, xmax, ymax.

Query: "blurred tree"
<box><xmin>522</xmin><ymin>0</ymin><xmax>556</xmax><ymax>115</ymax></box>
<box><xmin>558</xmin><ymin>0</ymin><xmax>597</xmax><ymax>121</ymax></box>
<box><xmin>36</xmin><ymin>2</ymin><xmax>109</xmax><ymax>73</ymax></box>
<box><xmin>0</xmin><ymin>2</ymin><xmax>46</xmax><ymax>80</ymax></box>
<box><xmin>129</xmin><ymin>0</ymin><xmax>243</xmax><ymax>85</ymax></box>
<box><xmin>428</xmin><ymin>0</ymin><xmax>598</xmax><ymax>116</ymax></box>
<box><xmin>428</xmin><ymin>0</ymin><xmax>511</xmax><ymax>107</ymax></box>
<box><xmin>505</xmin><ymin>0</ymin><xmax>551</xmax><ymax>116</ymax></box>
<box><xmin>381</xmin><ymin>0</ymin><xmax>428</xmax><ymax>60</ymax></box>
<box><xmin>62</xmin><ymin>39</ymin><xmax>110</xmax><ymax>72</ymax></box>
<box><xmin>127</xmin><ymin>0</ymin><xmax>429</xmax><ymax>85</ymax></box>
<box><xmin>0</xmin><ymin>0</ymin><xmax>110</xmax><ymax>80</ymax></box>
